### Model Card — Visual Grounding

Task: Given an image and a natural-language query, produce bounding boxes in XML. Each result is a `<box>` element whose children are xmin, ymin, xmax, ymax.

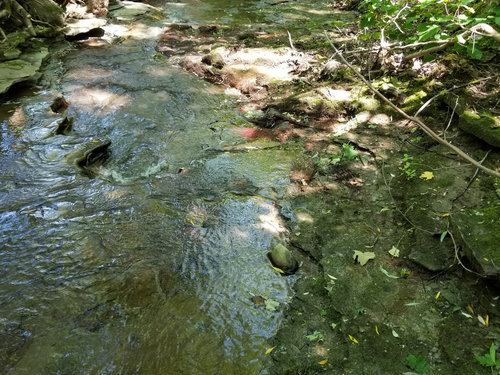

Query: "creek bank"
<box><xmin>155</xmin><ymin>3</ymin><xmax>500</xmax><ymax>374</ymax></box>
<box><xmin>0</xmin><ymin>0</ymin><xmax>159</xmax><ymax>94</ymax></box>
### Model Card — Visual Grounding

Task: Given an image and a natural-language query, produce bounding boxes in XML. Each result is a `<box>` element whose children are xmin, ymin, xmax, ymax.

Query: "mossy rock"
<box><xmin>443</xmin><ymin>93</ymin><xmax>500</xmax><ymax>148</ymax></box>
<box><xmin>451</xmin><ymin>201</ymin><xmax>500</xmax><ymax>279</ymax></box>
<box><xmin>459</xmin><ymin>111</ymin><xmax>500</xmax><ymax>148</ymax></box>
<box><xmin>0</xmin><ymin>47</ymin><xmax>48</xmax><ymax>94</ymax></box>
<box><xmin>269</xmin><ymin>244</ymin><xmax>298</xmax><ymax>275</ymax></box>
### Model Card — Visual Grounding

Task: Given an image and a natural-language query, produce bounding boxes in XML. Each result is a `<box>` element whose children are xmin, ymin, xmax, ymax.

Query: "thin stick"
<box><xmin>443</xmin><ymin>97</ymin><xmax>458</xmax><ymax>140</ymax></box>
<box><xmin>453</xmin><ymin>150</ymin><xmax>491</xmax><ymax>203</ymax></box>
<box><xmin>381</xmin><ymin>162</ymin><xmax>435</xmax><ymax>235</ymax></box>
<box><xmin>448</xmin><ymin>230</ymin><xmax>485</xmax><ymax>277</ymax></box>
<box><xmin>287</xmin><ymin>30</ymin><xmax>295</xmax><ymax>50</ymax></box>
<box><xmin>324</xmin><ymin>31</ymin><xmax>500</xmax><ymax>179</ymax></box>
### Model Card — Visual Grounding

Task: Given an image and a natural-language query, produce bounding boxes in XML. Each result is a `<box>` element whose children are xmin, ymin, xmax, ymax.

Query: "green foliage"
<box><xmin>342</xmin><ymin>143</ymin><xmax>359</xmax><ymax>160</ymax></box>
<box><xmin>476</xmin><ymin>343</ymin><xmax>498</xmax><ymax>370</ymax></box>
<box><xmin>406</xmin><ymin>354</ymin><xmax>431</xmax><ymax>374</ymax></box>
<box><xmin>315</xmin><ymin>143</ymin><xmax>359</xmax><ymax>173</ymax></box>
<box><xmin>359</xmin><ymin>0</ymin><xmax>500</xmax><ymax>59</ymax></box>
<box><xmin>399</xmin><ymin>153</ymin><xmax>416</xmax><ymax>179</ymax></box>
<box><xmin>306</xmin><ymin>330</ymin><xmax>324</xmax><ymax>341</ymax></box>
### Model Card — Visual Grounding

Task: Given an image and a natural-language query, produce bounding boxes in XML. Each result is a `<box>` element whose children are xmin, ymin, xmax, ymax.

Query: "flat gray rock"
<box><xmin>108</xmin><ymin>1</ymin><xmax>155</xmax><ymax>21</ymax></box>
<box><xmin>64</xmin><ymin>18</ymin><xmax>107</xmax><ymax>37</ymax></box>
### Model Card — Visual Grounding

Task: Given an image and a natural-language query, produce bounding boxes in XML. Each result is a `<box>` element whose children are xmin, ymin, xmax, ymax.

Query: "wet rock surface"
<box><xmin>0</xmin><ymin>47</ymin><xmax>48</xmax><ymax>94</ymax></box>
<box><xmin>63</xmin><ymin>18</ymin><xmax>107</xmax><ymax>38</ymax></box>
<box><xmin>1</xmin><ymin>0</ymin><xmax>499</xmax><ymax>374</ymax></box>
<box><xmin>65</xmin><ymin>140</ymin><xmax>111</xmax><ymax>174</ymax></box>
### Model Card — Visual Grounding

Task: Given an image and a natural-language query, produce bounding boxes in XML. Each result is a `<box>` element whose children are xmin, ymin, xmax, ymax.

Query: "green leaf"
<box><xmin>467</xmin><ymin>45</ymin><xmax>483</xmax><ymax>59</ymax></box>
<box><xmin>440</xmin><ymin>231</ymin><xmax>448</xmax><ymax>242</ymax></box>
<box><xmin>360</xmin><ymin>15</ymin><xmax>376</xmax><ymax>28</ymax></box>
<box><xmin>475</xmin><ymin>343</ymin><xmax>497</xmax><ymax>367</ymax></box>
<box><xmin>388</xmin><ymin>246</ymin><xmax>400</xmax><ymax>257</ymax></box>
<box><xmin>342</xmin><ymin>143</ymin><xmax>358</xmax><ymax>160</ymax></box>
<box><xmin>306</xmin><ymin>330</ymin><xmax>324</xmax><ymax>341</ymax></box>
<box><xmin>436</xmin><ymin>15</ymin><xmax>454</xmax><ymax>22</ymax></box>
<box><xmin>380</xmin><ymin>265</ymin><xmax>400</xmax><ymax>279</ymax></box>
<box><xmin>407</xmin><ymin>354</ymin><xmax>431</xmax><ymax>374</ymax></box>
<box><xmin>418</xmin><ymin>24</ymin><xmax>440</xmax><ymax>42</ymax></box>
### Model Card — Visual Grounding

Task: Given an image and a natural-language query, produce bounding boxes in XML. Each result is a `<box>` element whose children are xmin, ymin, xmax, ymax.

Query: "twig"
<box><xmin>448</xmin><ymin>230</ymin><xmax>485</xmax><ymax>277</ymax></box>
<box><xmin>391</xmin><ymin>39</ymin><xmax>451</xmax><ymax>50</ymax></box>
<box><xmin>381</xmin><ymin>162</ymin><xmax>435</xmax><ymax>234</ymax></box>
<box><xmin>443</xmin><ymin>96</ymin><xmax>458</xmax><ymax>140</ymax></box>
<box><xmin>343</xmin><ymin>40</ymin><xmax>451</xmax><ymax>55</ymax></box>
<box><xmin>287</xmin><ymin>30</ymin><xmax>295</xmax><ymax>50</ymax></box>
<box><xmin>324</xmin><ymin>31</ymin><xmax>500</xmax><ymax>179</ymax></box>
<box><xmin>405</xmin><ymin>39</ymin><xmax>455</xmax><ymax>61</ymax></box>
<box><xmin>405</xmin><ymin>23</ymin><xmax>500</xmax><ymax>61</ymax></box>
<box><xmin>413</xmin><ymin>77</ymin><xmax>493</xmax><ymax>120</ymax></box>
<box><xmin>387</xmin><ymin>4</ymin><xmax>409</xmax><ymax>35</ymax></box>
<box><xmin>452</xmin><ymin>150</ymin><xmax>491</xmax><ymax>204</ymax></box>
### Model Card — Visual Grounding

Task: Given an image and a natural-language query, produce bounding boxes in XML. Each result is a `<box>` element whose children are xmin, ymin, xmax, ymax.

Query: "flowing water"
<box><xmin>0</xmin><ymin>2</ymin><xmax>305</xmax><ymax>373</ymax></box>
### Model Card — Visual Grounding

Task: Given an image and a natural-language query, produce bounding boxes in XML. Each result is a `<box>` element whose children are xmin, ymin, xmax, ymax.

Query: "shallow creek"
<box><xmin>0</xmin><ymin>1</ymin><xmax>303</xmax><ymax>373</ymax></box>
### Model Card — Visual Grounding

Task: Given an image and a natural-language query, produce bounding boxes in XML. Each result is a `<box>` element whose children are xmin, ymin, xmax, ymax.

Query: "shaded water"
<box><xmin>0</xmin><ymin>2</ymin><xmax>303</xmax><ymax>373</ymax></box>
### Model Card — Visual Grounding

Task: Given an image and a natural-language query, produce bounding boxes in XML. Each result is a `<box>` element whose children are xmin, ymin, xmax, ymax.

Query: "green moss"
<box><xmin>459</xmin><ymin>111</ymin><xmax>500</xmax><ymax>148</ymax></box>
<box><xmin>402</xmin><ymin>90</ymin><xmax>428</xmax><ymax>112</ymax></box>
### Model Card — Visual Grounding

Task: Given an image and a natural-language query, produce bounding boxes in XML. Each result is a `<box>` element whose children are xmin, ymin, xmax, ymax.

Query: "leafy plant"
<box><xmin>399</xmin><ymin>153</ymin><xmax>416</xmax><ymax>179</ymax></box>
<box><xmin>476</xmin><ymin>343</ymin><xmax>499</xmax><ymax>371</ymax></box>
<box><xmin>400</xmin><ymin>268</ymin><xmax>411</xmax><ymax>278</ymax></box>
<box><xmin>359</xmin><ymin>0</ymin><xmax>500</xmax><ymax>60</ymax></box>
<box><xmin>315</xmin><ymin>143</ymin><xmax>359</xmax><ymax>173</ymax></box>
<box><xmin>406</xmin><ymin>354</ymin><xmax>431</xmax><ymax>374</ymax></box>
<box><xmin>306</xmin><ymin>330</ymin><xmax>324</xmax><ymax>341</ymax></box>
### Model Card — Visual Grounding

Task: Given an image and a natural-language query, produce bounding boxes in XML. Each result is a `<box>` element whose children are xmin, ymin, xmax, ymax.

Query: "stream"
<box><xmin>0</xmin><ymin>1</ymin><xmax>300</xmax><ymax>373</ymax></box>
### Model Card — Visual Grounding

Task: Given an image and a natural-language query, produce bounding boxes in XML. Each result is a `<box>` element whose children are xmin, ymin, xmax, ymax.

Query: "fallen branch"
<box><xmin>405</xmin><ymin>23</ymin><xmax>500</xmax><ymax>61</ymax></box>
<box><xmin>405</xmin><ymin>39</ymin><xmax>455</xmax><ymax>61</ymax></box>
<box><xmin>324</xmin><ymin>31</ymin><xmax>500</xmax><ymax>179</ymax></box>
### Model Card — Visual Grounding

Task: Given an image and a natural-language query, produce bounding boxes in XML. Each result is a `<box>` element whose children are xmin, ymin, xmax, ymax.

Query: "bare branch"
<box><xmin>324</xmin><ymin>31</ymin><xmax>500</xmax><ymax>179</ymax></box>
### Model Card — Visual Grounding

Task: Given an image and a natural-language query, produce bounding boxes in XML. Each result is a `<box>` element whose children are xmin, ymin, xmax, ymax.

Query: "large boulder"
<box><xmin>21</xmin><ymin>0</ymin><xmax>64</xmax><ymax>27</ymax></box>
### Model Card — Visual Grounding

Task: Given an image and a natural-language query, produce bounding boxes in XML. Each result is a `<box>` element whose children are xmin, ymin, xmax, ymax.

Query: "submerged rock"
<box><xmin>269</xmin><ymin>244</ymin><xmax>298</xmax><ymax>275</ymax></box>
<box><xmin>51</xmin><ymin>117</ymin><xmax>74</xmax><ymax>136</ymax></box>
<box><xmin>50</xmin><ymin>96</ymin><xmax>70</xmax><ymax>113</ymax></box>
<box><xmin>66</xmin><ymin>140</ymin><xmax>111</xmax><ymax>174</ymax></box>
